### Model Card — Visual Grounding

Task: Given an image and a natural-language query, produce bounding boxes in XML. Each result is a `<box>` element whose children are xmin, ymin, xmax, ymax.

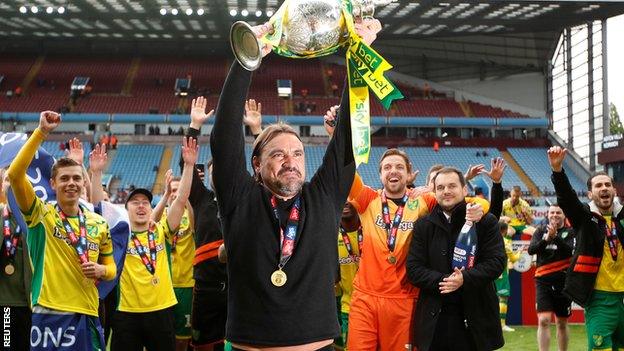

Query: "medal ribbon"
<box><xmin>171</xmin><ymin>231</ymin><xmax>180</xmax><ymax>252</ymax></box>
<box><xmin>380</xmin><ymin>191</ymin><xmax>408</xmax><ymax>253</ymax></box>
<box><xmin>56</xmin><ymin>205</ymin><xmax>89</xmax><ymax>264</ymax></box>
<box><xmin>2</xmin><ymin>206</ymin><xmax>20</xmax><ymax>259</ymax></box>
<box><xmin>131</xmin><ymin>222</ymin><xmax>158</xmax><ymax>275</ymax></box>
<box><xmin>270</xmin><ymin>196</ymin><xmax>302</xmax><ymax>269</ymax></box>
<box><xmin>339</xmin><ymin>226</ymin><xmax>363</xmax><ymax>260</ymax></box>
<box><xmin>261</xmin><ymin>0</ymin><xmax>403</xmax><ymax>166</ymax></box>
<box><xmin>605</xmin><ymin>219</ymin><xmax>618</xmax><ymax>261</ymax></box>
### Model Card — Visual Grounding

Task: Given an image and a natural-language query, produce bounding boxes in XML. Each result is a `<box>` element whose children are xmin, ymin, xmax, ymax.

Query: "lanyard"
<box><xmin>605</xmin><ymin>219</ymin><xmax>618</xmax><ymax>261</ymax></box>
<box><xmin>2</xmin><ymin>205</ymin><xmax>21</xmax><ymax>259</ymax></box>
<box><xmin>270</xmin><ymin>196</ymin><xmax>302</xmax><ymax>269</ymax></box>
<box><xmin>380</xmin><ymin>191</ymin><xmax>408</xmax><ymax>253</ymax></box>
<box><xmin>171</xmin><ymin>230</ymin><xmax>180</xmax><ymax>251</ymax></box>
<box><xmin>339</xmin><ymin>226</ymin><xmax>363</xmax><ymax>259</ymax></box>
<box><xmin>131</xmin><ymin>223</ymin><xmax>158</xmax><ymax>275</ymax></box>
<box><xmin>56</xmin><ymin>205</ymin><xmax>89</xmax><ymax>264</ymax></box>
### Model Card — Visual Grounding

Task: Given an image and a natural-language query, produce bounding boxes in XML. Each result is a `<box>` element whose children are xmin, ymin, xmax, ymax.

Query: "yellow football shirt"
<box><xmin>595</xmin><ymin>216</ymin><xmax>624</xmax><ymax>292</ymax></box>
<box><xmin>118</xmin><ymin>220</ymin><xmax>177</xmax><ymax>312</ymax></box>
<box><xmin>502</xmin><ymin>198</ymin><xmax>532</xmax><ymax>227</ymax></box>
<box><xmin>337</xmin><ymin>228</ymin><xmax>361</xmax><ymax>314</ymax></box>
<box><xmin>161</xmin><ymin>208</ymin><xmax>195</xmax><ymax>288</ymax></box>
<box><xmin>24</xmin><ymin>198</ymin><xmax>112</xmax><ymax>317</ymax></box>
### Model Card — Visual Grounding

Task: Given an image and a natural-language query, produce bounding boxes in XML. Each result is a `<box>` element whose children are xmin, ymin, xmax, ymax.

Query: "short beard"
<box><xmin>275</xmin><ymin>180</ymin><xmax>303</xmax><ymax>197</ymax></box>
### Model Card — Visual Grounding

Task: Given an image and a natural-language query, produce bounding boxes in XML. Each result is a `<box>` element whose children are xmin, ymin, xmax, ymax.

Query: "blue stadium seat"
<box><xmin>108</xmin><ymin>144</ymin><xmax>164</xmax><ymax>190</ymax></box>
<box><xmin>507</xmin><ymin>148</ymin><xmax>587</xmax><ymax>194</ymax></box>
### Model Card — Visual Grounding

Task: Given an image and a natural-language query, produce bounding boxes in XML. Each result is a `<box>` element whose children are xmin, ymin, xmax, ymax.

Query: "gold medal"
<box><xmin>152</xmin><ymin>275</ymin><xmax>160</xmax><ymax>285</ymax></box>
<box><xmin>387</xmin><ymin>255</ymin><xmax>397</xmax><ymax>264</ymax></box>
<box><xmin>4</xmin><ymin>263</ymin><xmax>15</xmax><ymax>276</ymax></box>
<box><xmin>270</xmin><ymin>269</ymin><xmax>287</xmax><ymax>287</ymax></box>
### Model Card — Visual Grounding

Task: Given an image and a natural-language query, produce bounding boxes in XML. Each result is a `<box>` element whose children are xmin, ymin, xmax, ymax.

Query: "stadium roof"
<box><xmin>1</xmin><ymin>0</ymin><xmax>623</xmax><ymax>80</ymax></box>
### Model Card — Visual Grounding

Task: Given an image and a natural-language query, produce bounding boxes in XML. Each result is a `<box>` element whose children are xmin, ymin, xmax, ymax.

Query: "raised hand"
<box><xmin>483</xmin><ymin>157</ymin><xmax>506</xmax><ymax>184</ymax></box>
<box><xmin>354</xmin><ymin>18</ymin><xmax>382</xmax><ymax>46</ymax></box>
<box><xmin>66</xmin><ymin>138</ymin><xmax>84</xmax><ymax>165</ymax></box>
<box><xmin>251</xmin><ymin>22</ymin><xmax>274</xmax><ymax>57</ymax></box>
<box><xmin>38</xmin><ymin>111</ymin><xmax>61</xmax><ymax>133</ymax></box>
<box><xmin>323</xmin><ymin>105</ymin><xmax>339</xmax><ymax>137</ymax></box>
<box><xmin>182</xmin><ymin>137</ymin><xmax>199</xmax><ymax>166</ymax></box>
<box><xmin>547</xmin><ymin>146</ymin><xmax>567</xmax><ymax>172</ymax></box>
<box><xmin>190</xmin><ymin>96</ymin><xmax>214</xmax><ymax>129</ymax></box>
<box><xmin>407</xmin><ymin>170</ymin><xmax>420</xmax><ymax>185</ymax></box>
<box><xmin>88</xmin><ymin>143</ymin><xmax>108</xmax><ymax>173</ymax></box>
<box><xmin>244</xmin><ymin>99</ymin><xmax>263</xmax><ymax>135</ymax></box>
<box><xmin>464</xmin><ymin>164</ymin><xmax>485</xmax><ymax>182</ymax></box>
<box><xmin>163</xmin><ymin>169</ymin><xmax>173</xmax><ymax>197</ymax></box>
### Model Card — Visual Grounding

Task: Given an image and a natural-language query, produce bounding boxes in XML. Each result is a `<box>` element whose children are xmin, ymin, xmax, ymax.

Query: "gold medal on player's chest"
<box><xmin>152</xmin><ymin>275</ymin><xmax>160</xmax><ymax>286</ymax></box>
<box><xmin>387</xmin><ymin>255</ymin><xmax>397</xmax><ymax>265</ymax></box>
<box><xmin>271</xmin><ymin>269</ymin><xmax>287</xmax><ymax>287</ymax></box>
<box><xmin>4</xmin><ymin>263</ymin><xmax>15</xmax><ymax>276</ymax></box>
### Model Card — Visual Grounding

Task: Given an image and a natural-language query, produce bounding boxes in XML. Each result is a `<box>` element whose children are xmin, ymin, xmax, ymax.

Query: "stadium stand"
<box><xmin>107</xmin><ymin>144</ymin><xmax>164</xmax><ymax>189</ymax></box>
<box><xmin>507</xmin><ymin>147</ymin><xmax>587</xmax><ymax>194</ymax></box>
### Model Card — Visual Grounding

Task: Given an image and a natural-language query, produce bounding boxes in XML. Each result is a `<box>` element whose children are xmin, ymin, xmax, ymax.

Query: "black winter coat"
<box><xmin>407</xmin><ymin>203</ymin><xmax>506</xmax><ymax>351</ymax></box>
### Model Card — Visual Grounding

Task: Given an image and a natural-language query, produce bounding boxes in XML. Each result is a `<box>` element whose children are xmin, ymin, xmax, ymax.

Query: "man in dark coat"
<box><xmin>407</xmin><ymin>167</ymin><xmax>506</xmax><ymax>351</ymax></box>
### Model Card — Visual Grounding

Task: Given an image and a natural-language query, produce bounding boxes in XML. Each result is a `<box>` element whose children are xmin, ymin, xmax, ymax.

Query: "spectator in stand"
<box><xmin>14</xmin><ymin>86</ymin><xmax>22</xmax><ymax>97</ymax></box>
<box><xmin>6</xmin><ymin>89</ymin><xmax>13</xmax><ymax>99</ymax></box>
<box><xmin>100</xmin><ymin>134</ymin><xmax>110</xmax><ymax>148</ymax></box>
<box><xmin>110</xmin><ymin>135</ymin><xmax>118</xmax><ymax>150</ymax></box>
<box><xmin>301</xmin><ymin>88</ymin><xmax>309</xmax><ymax>98</ymax></box>
<box><xmin>326</xmin><ymin>68</ymin><xmax>333</xmax><ymax>79</ymax></box>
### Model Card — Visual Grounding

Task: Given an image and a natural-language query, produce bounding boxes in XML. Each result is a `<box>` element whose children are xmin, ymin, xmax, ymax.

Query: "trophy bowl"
<box><xmin>230</xmin><ymin>0</ymin><xmax>387</xmax><ymax>71</ymax></box>
<box><xmin>230</xmin><ymin>21</ymin><xmax>262</xmax><ymax>71</ymax></box>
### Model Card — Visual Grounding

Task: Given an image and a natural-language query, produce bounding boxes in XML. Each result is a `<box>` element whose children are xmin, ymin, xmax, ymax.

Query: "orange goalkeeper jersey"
<box><xmin>349</xmin><ymin>175</ymin><xmax>436</xmax><ymax>298</ymax></box>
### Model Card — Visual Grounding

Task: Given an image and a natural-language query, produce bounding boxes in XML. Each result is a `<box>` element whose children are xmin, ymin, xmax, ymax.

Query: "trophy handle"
<box><xmin>230</xmin><ymin>21</ymin><xmax>262</xmax><ymax>71</ymax></box>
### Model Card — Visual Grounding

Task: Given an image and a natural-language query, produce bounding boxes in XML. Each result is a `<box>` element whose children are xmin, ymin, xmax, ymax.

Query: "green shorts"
<box><xmin>585</xmin><ymin>290</ymin><xmax>624</xmax><ymax>350</ymax></box>
<box><xmin>340</xmin><ymin>312</ymin><xmax>349</xmax><ymax>349</ymax></box>
<box><xmin>495</xmin><ymin>268</ymin><xmax>510</xmax><ymax>297</ymax></box>
<box><xmin>174</xmin><ymin>287</ymin><xmax>193</xmax><ymax>339</ymax></box>
<box><xmin>512</xmin><ymin>225</ymin><xmax>527</xmax><ymax>234</ymax></box>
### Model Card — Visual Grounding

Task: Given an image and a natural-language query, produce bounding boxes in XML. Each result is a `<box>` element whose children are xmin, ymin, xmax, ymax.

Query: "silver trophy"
<box><xmin>230</xmin><ymin>0</ymin><xmax>394</xmax><ymax>71</ymax></box>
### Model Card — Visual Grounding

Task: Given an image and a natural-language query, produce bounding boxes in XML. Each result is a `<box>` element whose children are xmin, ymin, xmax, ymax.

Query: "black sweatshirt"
<box><xmin>528</xmin><ymin>223</ymin><xmax>575</xmax><ymax>283</ymax></box>
<box><xmin>179</xmin><ymin>127</ymin><xmax>227</xmax><ymax>289</ymax></box>
<box><xmin>210</xmin><ymin>61</ymin><xmax>355</xmax><ymax>346</ymax></box>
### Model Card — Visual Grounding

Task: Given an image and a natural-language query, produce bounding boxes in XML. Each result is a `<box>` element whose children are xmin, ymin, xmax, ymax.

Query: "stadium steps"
<box><xmin>152</xmin><ymin>145</ymin><xmax>173</xmax><ymax>194</ymax></box>
<box><xmin>500</xmin><ymin>150</ymin><xmax>540</xmax><ymax>196</ymax></box>
<box><xmin>285</xmin><ymin>99</ymin><xmax>293</xmax><ymax>115</ymax></box>
<box><xmin>459</xmin><ymin>100</ymin><xmax>473</xmax><ymax>117</ymax></box>
<box><xmin>121</xmin><ymin>57</ymin><xmax>141</xmax><ymax>96</ymax></box>
<box><xmin>177</xmin><ymin>97</ymin><xmax>189</xmax><ymax>112</ymax></box>
<box><xmin>20</xmin><ymin>55</ymin><xmax>45</xmax><ymax>95</ymax></box>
